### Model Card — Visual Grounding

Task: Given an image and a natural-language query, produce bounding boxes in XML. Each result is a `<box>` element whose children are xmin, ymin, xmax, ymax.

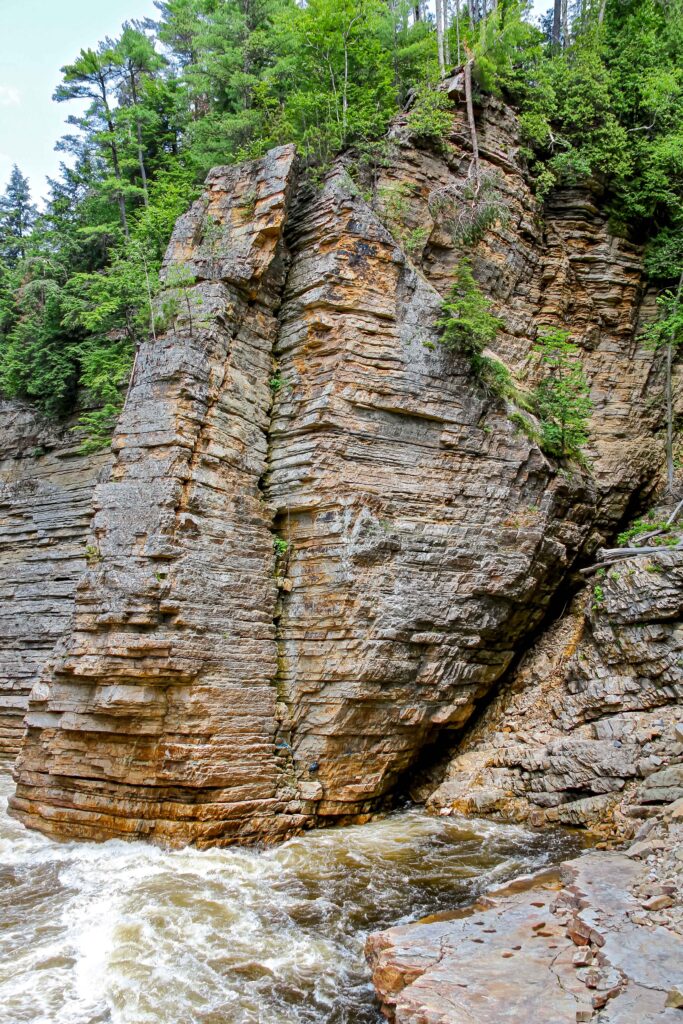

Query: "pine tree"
<box><xmin>0</xmin><ymin>165</ymin><xmax>37</xmax><ymax>266</ymax></box>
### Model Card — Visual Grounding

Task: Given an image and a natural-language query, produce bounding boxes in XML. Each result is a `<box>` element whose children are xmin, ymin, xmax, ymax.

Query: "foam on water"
<box><xmin>0</xmin><ymin>770</ymin><xmax>581</xmax><ymax>1023</ymax></box>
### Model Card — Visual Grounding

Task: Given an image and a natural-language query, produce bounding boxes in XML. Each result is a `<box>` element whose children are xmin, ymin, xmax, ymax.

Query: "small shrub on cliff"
<box><xmin>533</xmin><ymin>328</ymin><xmax>591</xmax><ymax>458</ymax></box>
<box><xmin>406</xmin><ymin>83</ymin><xmax>453</xmax><ymax>149</ymax></box>
<box><xmin>437</xmin><ymin>260</ymin><xmax>509</xmax><ymax>395</ymax></box>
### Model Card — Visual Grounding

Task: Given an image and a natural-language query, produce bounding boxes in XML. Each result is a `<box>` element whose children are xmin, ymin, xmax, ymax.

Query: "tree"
<box><xmin>641</xmin><ymin>272</ymin><xmax>683</xmax><ymax>493</ymax></box>
<box><xmin>54</xmin><ymin>47</ymin><xmax>130</xmax><ymax>236</ymax></box>
<box><xmin>0</xmin><ymin>165</ymin><xmax>37</xmax><ymax>266</ymax></box>
<box><xmin>533</xmin><ymin>328</ymin><xmax>592</xmax><ymax>458</ymax></box>
<box><xmin>438</xmin><ymin>259</ymin><xmax>502</xmax><ymax>355</ymax></box>
<box><xmin>111</xmin><ymin>24</ymin><xmax>166</xmax><ymax>207</ymax></box>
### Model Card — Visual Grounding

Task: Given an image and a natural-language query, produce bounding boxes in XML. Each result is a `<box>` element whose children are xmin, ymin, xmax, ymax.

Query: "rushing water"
<box><xmin>0</xmin><ymin>770</ymin><xmax>583</xmax><ymax>1024</ymax></box>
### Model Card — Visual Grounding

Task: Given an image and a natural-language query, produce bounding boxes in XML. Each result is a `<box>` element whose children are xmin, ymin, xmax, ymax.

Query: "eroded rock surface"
<box><xmin>367</xmin><ymin>801</ymin><xmax>683</xmax><ymax>1023</ymax></box>
<box><xmin>6</xmin><ymin>86</ymin><xmax>672</xmax><ymax>845</ymax></box>
<box><xmin>428</xmin><ymin>549</ymin><xmax>683</xmax><ymax>835</ymax></box>
<box><xmin>0</xmin><ymin>401</ymin><xmax>109</xmax><ymax>757</ymax></box>
<box><xmin>373</xmin><ymin>82</ymin><xmax>662</xmax><ymax>510</ymax></box>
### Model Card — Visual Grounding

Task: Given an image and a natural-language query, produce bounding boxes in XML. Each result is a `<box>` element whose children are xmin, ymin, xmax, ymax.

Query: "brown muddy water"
<box><xmin>0</xmin><ymin>769</ymin><xmax>584</xmax><ymax>1024</ymax></box>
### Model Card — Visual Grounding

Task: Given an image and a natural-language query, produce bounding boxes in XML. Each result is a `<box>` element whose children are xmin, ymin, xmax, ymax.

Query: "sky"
<box><xmin>0</xmin><ymin>0</ymin><xmax>550</xmax><ymax>205</ymax></box>
<box><xmin>0</xmin><ymin>0</ymin><xmax>159</xmax><ymax>203</ymax></box>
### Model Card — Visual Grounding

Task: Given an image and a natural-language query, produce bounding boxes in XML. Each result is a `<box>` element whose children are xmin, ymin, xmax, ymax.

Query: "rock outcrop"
<box><xmin>367</xmin><ymin>800</ymin><xmax>683</xmax><ymax>1023</ymax></box>
<box><xmin>428</xmin><ymin>548</ymin><xmax>683</xmax><ymax>836</ymax></box>
<box><xmin>0</xmin><ymin>401</ymin><xmax>109</xmax><ymax>756</ymax></box>
<box><xmin>373</xmin><ymin>84</ymin><xmax>662</xmax><ymax>509</ymax></box>
<box><xmin>5</xmin><ymin>84</ymin><xmax>672</xmax><ymax>845</ymax></box>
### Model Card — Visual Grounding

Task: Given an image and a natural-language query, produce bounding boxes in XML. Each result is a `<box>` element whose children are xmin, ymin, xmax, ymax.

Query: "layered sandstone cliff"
<box><xmin>0</xmin><ymin>402</ymin><xmax>109</xmax><ymax>756</ymax></box>
<box><xmin>6</xmin><ymin>82</ymin><xmax>672</xmax><ymax>845</ymax></box>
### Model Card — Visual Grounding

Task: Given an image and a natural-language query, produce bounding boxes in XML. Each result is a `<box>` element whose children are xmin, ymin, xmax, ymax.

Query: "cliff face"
<box><xmin>428</xmin><ymin>548</ymin><xmax>683</xmax><ymax>836</ymax></box>
<box><xmin>6</xmin><ymin>84</ymin><xmax>670</xmax><ymax>845</ymax></box>
<box><xmin>0</xmin><ymin>402</ymin><xmax>109</xmax><ymax>756</ymax></box>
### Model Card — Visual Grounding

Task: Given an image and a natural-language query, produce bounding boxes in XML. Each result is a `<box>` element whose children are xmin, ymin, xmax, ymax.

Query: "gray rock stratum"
<box><xmin>0</xmin><ymin>401</ymin><xmax>110</xmax><ymax>757</ymax></box>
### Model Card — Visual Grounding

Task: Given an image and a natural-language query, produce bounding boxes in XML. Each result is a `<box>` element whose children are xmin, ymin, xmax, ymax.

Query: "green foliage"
<box><xmin>533</xmin><ymin>327</ymin><xmax>592</xmax><ymax>458</ymax></box>
<box><xmin>429</xmin><ymin>171</ymin><xmax>510</xmax><ymax>246</ymax></box>
<box><xmin>640</xmin><ymin>285</ymin><xmax>683</xmax><ymax>354</ymax></box>
<box><xmin>438</xmin><ymin>259</ymin><xmax>503</xmax><ymax>358</ymax></box>
<box><xmin>1</xmin><ymin>0</ymin><xmax>681</xmax><ymax>458</ymax></box>
<box><xmin>273</xmin><ymin>536</ymin><xmax>289</xmax><ymax>557</ymax></box>
<box><xmin>406</xmin><ymin>82</ymin><xmax>453</xmax><ymax>147</ymax></box>
<box><xmin>617</xmin><ymin>515</ymin><xmax>675</xmax><ymax>546</ymax></box>
<box><xmin>437</xmin><ymin>260</ymin><xmax>513</xmax><ymax>396</ymax></box>
<box><xmin>0</xmin><ymin>165</ymin><xmax>37</xmax><ymax>266</ymax></box>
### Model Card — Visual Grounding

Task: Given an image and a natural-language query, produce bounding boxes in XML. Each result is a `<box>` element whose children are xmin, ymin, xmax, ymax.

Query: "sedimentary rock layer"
<box><xmin>374</xmin><ymin>83</ymin><xmax>661</xmax><ymax>510</ymax></box>
<box><xmin>265</xmin><ymin>169</ymin><xmax>595</xmax><ymax>818</ymax></box>
<box><xmin>11</xmin><ymin>146</ymin><xmax>304</xmax><ymax>844</ymax></box>
<box><xmin>7</xmin><ymin>85</ymin><xmax>671</xmax><ymax>845</ymax></box>
<box><xmin>428</xmin><ymin>548</ymin><xmax>683</xmax><ymax>834</ymax></box>
<box><xmin>0</xmin><ymin>402</ymin><xmax>109</xmax><ymax>756</ymax></box>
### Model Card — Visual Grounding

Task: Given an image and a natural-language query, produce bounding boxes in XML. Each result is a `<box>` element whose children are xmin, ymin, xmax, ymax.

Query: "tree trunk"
<box><xmin>598</xmin><ymin>0</ymin><xmax>607</xmax><ymax>24</ymax></box>
<box><xmin>444</xmin><ymin>0</ymin><xmax>451</xmax><ymax>66</ymax></box>
<box><xmin>436</xmin><ymin>0</ymin><xmax>446</xmax><ymax>78</ymax></box>
<box><xmin>454</xmin><ymin>0</ymin><xmax>461</xmax><ymax>66</ymax></box>
<box><xmin>464</xmin><ymin>57</ymin><xmax>480</xmax><ymax>183</ymax></box>
<box><xmin>129</xmin><ymin>72</ymin><xmax>149</xmax><ymax>208</ymax></box>
<box><xmin>552</xmin><ymin>0</ymin><xmax>562</xmax><ymax>48</ymax></box>
<box><xmin>561</xmin><ymin>0</ymin><xmax>569</xmax><ymax>48</ymax></box>
<box><xmin>97</xmin><ymin>71</ymin><xmax>129</xmax><ymax>238</ymax></box>
<box><xmin>665</xmin><ymin>269</ymin><xmax>683</xmax><ymax>494</ymax></box>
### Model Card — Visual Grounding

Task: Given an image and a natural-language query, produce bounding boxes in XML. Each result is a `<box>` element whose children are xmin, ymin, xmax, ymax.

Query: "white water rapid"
<box><xmin>0</xmin><ymin>770</ymin><xmax>582</xmax><ymax>1024</ymax></box>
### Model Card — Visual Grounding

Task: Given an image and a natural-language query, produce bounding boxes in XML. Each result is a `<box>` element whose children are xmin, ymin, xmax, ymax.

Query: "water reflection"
<box><xmin>0</xmin><ymin>771</ymin><xmax>582</xmax><ymax>1024</ymax></box>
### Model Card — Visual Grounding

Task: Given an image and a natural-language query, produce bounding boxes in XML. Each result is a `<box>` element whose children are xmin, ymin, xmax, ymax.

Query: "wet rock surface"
<box><xmin>367</xmin><ymin>800</ymin><xmax>683</xmax><ymax>1023</ymax></box>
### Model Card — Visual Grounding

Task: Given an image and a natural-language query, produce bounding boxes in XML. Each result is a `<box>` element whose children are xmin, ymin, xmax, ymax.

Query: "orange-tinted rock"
<box><xmin>6</xmin><ymin>89</ymin><xmax>670</xmax><ymax>846</ymax></box>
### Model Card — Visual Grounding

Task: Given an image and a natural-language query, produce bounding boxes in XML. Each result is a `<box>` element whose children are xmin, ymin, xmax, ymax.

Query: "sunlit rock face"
<box><xmin>6</xmin><ymin>88</ymin><xmax>668</xmax><ymax>845</ymax></box>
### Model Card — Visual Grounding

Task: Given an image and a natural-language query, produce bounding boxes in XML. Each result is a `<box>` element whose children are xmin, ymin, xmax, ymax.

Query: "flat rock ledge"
<box><xmin>366</xmin><ymin>800</ymin><xmax>683</xmax><ymax>1023</ymax></box>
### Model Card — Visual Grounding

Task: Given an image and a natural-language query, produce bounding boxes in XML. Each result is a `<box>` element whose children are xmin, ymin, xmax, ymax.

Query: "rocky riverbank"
<box><xmin>367</xmin><ymin>796</ymin><xmax>683</xmax><ymax>1023</ymax></box>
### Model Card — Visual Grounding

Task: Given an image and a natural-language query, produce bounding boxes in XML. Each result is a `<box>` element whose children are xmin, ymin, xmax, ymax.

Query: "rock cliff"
<box><xmin>5</xmin><ymin>82</ymin><xmax>672</xmax><ymax>845</ymax></box>
<box><xmin>428</xmin><ymin>547</ymin><xmax>683</xmax><ymax>836</ymax></box>
<box><xmin>0</xmin><ymin>402</ymin><xmax>109</xmax><ymax>757</ymax></box>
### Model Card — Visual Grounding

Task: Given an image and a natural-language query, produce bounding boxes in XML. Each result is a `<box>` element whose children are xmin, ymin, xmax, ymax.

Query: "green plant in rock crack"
<box><xmin>84</xmin><ymin>543</ymin><xmax>101</xmax><ymax>566</ymax></box>
<box><xmin>273</xmin><ymin>536</ymin><xmax>289</xmax><ymax>557</ymax></box>
<box><xmin>436</xmin><ymin>259</ymin><xmax>511</xmax><ymax>400</ymax></box>
<box><xmin>591</xmin><ymin>583</ymin><xmax>605</xmax><ymax>612</ymax></box>
<box><xmin>533</xmin><ymin>327</ymin><xmax>592</xmax><ymax>459</ymax></box>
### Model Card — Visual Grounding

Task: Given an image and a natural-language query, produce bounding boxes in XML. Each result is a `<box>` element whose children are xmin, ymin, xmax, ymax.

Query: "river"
<box><xmin>0</xmin><ymin>769</ymin><xmax>583</xmax><ymax>1024</ymax></box>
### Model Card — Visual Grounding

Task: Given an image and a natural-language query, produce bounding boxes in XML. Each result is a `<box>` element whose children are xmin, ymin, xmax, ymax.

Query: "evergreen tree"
<box><xmin>533</xmin><ymin>328</ymin><xmax>592</xmax><ymax>458</ymax></box>
<box><xmin>0</xmin><ymin>165</ymin><xmax>37</xmax><ymax>266</ymax></box>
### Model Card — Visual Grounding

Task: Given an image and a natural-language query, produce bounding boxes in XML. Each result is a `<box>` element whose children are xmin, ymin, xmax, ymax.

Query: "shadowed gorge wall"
<box><xmin>4</xmin><ymin>87</ymin><xmax>671</xmax><ymax>846</ymax></box>
<box><xmin>0</xmin><ymin>403</ymin><xmax>110</xmax><ymax>756</ymax></box>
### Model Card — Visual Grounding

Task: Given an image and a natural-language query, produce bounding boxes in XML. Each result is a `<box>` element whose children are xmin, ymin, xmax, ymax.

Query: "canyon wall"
<box><xmin>0</xmin><ymin>402</ymin><xmax>109</xmax><ymax>756</ymax></box>
<box><xmin>5</xmin><ymin>82</ymin><xmax>672</xmax><ymax>845</ymax></box>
